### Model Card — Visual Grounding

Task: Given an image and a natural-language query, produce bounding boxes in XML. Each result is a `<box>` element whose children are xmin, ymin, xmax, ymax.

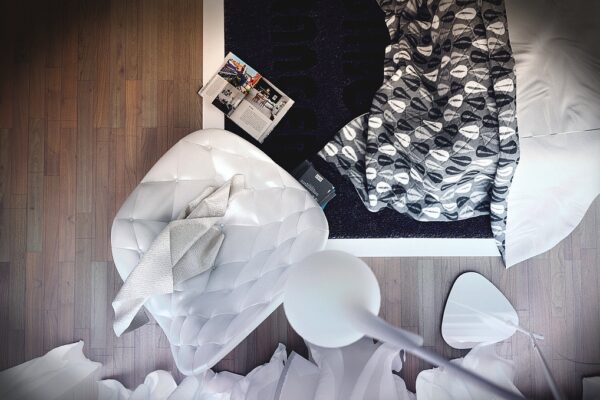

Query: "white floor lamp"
<box><xmin>284</xmin><ymin>251</ymin><xmax>523</xmax><ymax>400</ymax></box>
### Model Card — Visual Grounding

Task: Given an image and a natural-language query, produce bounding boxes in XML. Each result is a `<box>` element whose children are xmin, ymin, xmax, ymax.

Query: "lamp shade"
<box><xmin>284</xmin><ymin>250</ymin><xmax>381</xmax><ymax>348</ymax></box>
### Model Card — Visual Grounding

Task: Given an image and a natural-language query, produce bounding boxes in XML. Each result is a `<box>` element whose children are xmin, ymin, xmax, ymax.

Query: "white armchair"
<box><xmin>111</xmin><ymin>129</ymin><xmax>328</xmax><ymax>375</ymax></box>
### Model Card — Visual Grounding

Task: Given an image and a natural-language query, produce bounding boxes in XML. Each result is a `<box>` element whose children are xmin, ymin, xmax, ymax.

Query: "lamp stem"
<box><xmin>529</xmin><ymin>334</ymin><xmax>565</xmax><ymax>400</ymax></box>
<box><xmin>350</xmin><ymin>308</ymin><xmax>524</xmax><ymax>400</ymax></box>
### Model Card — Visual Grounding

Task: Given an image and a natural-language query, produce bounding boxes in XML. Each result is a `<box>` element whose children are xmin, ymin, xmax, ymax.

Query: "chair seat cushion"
<box><xmin>111</xmin><ymin>129</ymin><xmax>329</xmax><ymax>375</ymax></box>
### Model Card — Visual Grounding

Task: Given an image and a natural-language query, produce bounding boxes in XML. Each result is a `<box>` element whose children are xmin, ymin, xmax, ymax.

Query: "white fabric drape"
<box><xmin>506</xmin><ymin>0</ymin><xmax>600</xmax><ymax>138</ymax></box>
<box><xmin>98</xmin><ymin>344</ymin><xmax>286</xmax><ymax>400</ymax></box>
<box><xmin>0</xmin><ymin>342</ymin><xmax>100</xmax><ymax>400</ymax></box>
<box><xmin>112</xmin><ymin>175</ymin><xmax>246</xmax><ymax>336</ymax></box>
<box><xmin>278</xmin><ymin>338</ymin><xmax>415</xmax><ymax>400</ymax></box>
<box><xmin>505</xmin><ymin>131</ymin><xmax>600</xmax><ymax>267</ymax></box>
<box><xmin>416</xmin><ymin>344</ymin><xmax>521</xmax><ymax>400</ymax></box>
<box><xmin>502</xmin><ymin>0</ymin><xmax>600</xmax><ymax>266</ymax></box>
<box><xmin>0</xmin><ymin>340</ymin><xmax>520</xmax><ymax>400</ymax></box>
<box><xmin>96</xmin><ymin>340</ymin><xmax>520</xmax><ymax>400</ymax></box>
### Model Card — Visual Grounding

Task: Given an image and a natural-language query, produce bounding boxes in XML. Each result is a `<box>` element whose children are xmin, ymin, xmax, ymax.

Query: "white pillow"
<box><xmin>506</xmin><ymin>0</ymin><xmax>600</xmax><ymax>137</ymax></box>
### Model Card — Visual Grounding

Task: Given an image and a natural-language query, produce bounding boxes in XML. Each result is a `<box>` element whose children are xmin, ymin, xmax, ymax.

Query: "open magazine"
<box><xmin>199</xmin><ymin>53</ymin><xmax>294</xmax><ymax>143</ymax></box>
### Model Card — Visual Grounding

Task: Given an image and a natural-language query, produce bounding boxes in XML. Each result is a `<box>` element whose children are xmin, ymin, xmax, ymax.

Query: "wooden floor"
<box><xmin>1</xmin><ymin>0</ymin><xmax>599</xmax><ymax>398</ymax></box>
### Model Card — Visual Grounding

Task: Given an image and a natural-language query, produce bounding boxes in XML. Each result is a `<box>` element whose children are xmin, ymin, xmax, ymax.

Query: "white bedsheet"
<box><xmin>507</xmin><ymin>0</ymin><xmax>600</xmax><ymax>137</ymax></box>
<box><xmin>505</xmin><ymin>130</ymin><xmax>600</xmax><ymax>267</ymax></box>
<box><xmin>504</xmin><ymin>0</ymin><xmax>600</xmax><ymax>266</ymax></box>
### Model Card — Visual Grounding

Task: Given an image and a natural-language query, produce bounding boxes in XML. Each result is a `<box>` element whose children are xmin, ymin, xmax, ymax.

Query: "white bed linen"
<box><xmin>96</xmin><ymin>340</ymin><xmax>521</xmax><ymax>400</ymax></box>
<box><xmin>98</xmin><ymin>345</ymin><xmax>286</xmax><ymax>400</ymax></box>
<box><xmin>0</xmin><ymin>342</ymin><xmax>100</xmax><ymax>400</ymax></box>
<box><xmin>503</xmin><ymin>0</ymin><xmax>600</xmax><ymax>266</ymax></box>
<box><xmin>505</xmin><ymin>130</ymin><xmax>600</xmax><ymax>267</ymax></box>
<box><xmin>506</xmin><ymin>0</ymin><xmax>600</xmax><ymax>137</ymax></box>
<box><xmin>0</xmin><ymin>339</ymin><xmax>511</xmax><ymax>400</ymax></box>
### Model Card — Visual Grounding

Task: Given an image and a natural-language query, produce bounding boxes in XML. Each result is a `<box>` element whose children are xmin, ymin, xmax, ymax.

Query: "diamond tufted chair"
<box><xmin>111</xmin><ymin>129</ymin><xmax>329</xmax><ymax>375</ymax></box>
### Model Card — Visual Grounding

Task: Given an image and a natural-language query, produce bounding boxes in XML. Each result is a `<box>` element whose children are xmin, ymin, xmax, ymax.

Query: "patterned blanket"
<box><xmin>319</xmin><ymin>0</ymin><xmax>519</xmax><ymax>257</ymax></box>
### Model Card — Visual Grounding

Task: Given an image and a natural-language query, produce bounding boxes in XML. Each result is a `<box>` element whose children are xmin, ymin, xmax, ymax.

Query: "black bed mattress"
<box><xmin>224</xmin><ymin>0</ymin><xmax>492</xmax><ymax>239</ymax></box>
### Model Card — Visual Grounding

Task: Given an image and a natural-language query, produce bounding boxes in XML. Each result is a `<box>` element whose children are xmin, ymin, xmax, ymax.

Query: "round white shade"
<box><xmin>284</xmin><ymin>250</ymin><xmax>381</xmax><ymax>348</ymax></box>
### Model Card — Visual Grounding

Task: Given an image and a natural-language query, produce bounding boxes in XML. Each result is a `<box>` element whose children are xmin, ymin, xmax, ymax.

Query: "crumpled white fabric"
<box><xmin>97</xmin><ymin>343</ymin><xmax>287</xmax><ymax>400</ymax></box>
<box><xmin>0</xmin><ymin>341</ymin><xmax>101</xmax><ymax>400</ymax></box>
<box><xmin>0</xmin><ymin>340</ymin><xmax>521</xmax><ymax>400</ymax></box>
<box><xmin>112</xmin><ymin>175</ymin><xmax>246</xmax><ymax>336</ymax></box>
<box><xmin>276</xmin><ymin>338</ymin><xmax>415</xmax><ymax>400</ymax></box>
<box><xmin>97</xmin><ymin>339</ymin><xmax>415</xmax><ymax>400</ymax></box>
<box><xmin>506</xmin><ymin>0</ymin><xmax>600</xmax><ymax>137</ymax></box>
<box><xmin>415</xmin><ymin>344</ymin><xmax>521</xmax><ymax>400</ymax></box>
<box><xmin>96</xmin><ymin>339</ymin><xmax>522</xmax><ymax>400</ymax></box>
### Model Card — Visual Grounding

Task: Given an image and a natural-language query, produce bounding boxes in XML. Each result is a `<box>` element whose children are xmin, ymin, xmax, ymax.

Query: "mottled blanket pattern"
<box><xmin>319</xmin><ymin>0</ymin><xmax>519</xmax><ymax>257</ymax></box>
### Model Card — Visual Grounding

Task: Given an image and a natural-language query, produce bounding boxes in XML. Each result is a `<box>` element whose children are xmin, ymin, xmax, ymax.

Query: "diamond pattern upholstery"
<box><xmin>111</xmin><ymin>129</ymin><xmax>329</xmax><ymax>375</ymax></box>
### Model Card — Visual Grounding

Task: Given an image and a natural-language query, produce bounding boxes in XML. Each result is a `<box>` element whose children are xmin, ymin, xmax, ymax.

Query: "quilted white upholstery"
<box><xmin>111</xmin><ymin>129</ymin><xmax>328</xmax><ymax>375</ymax></box>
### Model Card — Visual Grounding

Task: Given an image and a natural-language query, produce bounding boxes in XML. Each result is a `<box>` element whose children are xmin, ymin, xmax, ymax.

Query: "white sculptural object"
<box><xmin>441</xmin><ymin>272</ymin><xmax>563</xmax><ymax>400</ymax></box>
<box><xmin>111</xmin><ymin>129</ymin><xmax>328</xmax><ymax>375</ymax></box>
<box><xmin>284</xmin><ymin>251</ymin><xmax>523</xmax><ymax>400</ymax></box>
<box><xmin>442</xmin><ymin>272</ymin><xmax>521</xmax><ymax>349</ymax></box>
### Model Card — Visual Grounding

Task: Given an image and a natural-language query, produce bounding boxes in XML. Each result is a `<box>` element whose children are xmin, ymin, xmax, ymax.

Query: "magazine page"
<box><xmin>229</xmin><ymin>77</ymin><xmax>294</xmax><ymax>142</ymax></box>
<box><xmin>199</xmin><ymin>52</ymin><xmax>293</xmax><ymax>142</ymax></box>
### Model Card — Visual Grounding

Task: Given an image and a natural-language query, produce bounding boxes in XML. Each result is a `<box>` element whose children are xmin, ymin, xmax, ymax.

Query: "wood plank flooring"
<box><xmin>1</xmin><ymin>1</ymin><xmax>599</xmax><ymax>398</ymax></box>
<box><xmin>0</xmin><ymin>0</ymin><xmax>204</xmax><ymax>388</ymax></box>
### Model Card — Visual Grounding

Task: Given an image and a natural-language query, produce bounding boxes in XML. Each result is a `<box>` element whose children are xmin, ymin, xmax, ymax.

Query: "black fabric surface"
<box><xmin>224</xmin><ymin>0</ymin><xmax>492</xmax><ymax>238</ymax></box>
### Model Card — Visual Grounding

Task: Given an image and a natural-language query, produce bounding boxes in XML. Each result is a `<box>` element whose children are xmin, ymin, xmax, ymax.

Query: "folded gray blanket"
<box><xmin>319</xmin><ymin>0</ymin><xmax>519</xmax><ymax>258</ymax></box>
<box><xmin>112</xmin><ymin>175</ymin><xmax>246</xmax><ymax>336</ymax></box>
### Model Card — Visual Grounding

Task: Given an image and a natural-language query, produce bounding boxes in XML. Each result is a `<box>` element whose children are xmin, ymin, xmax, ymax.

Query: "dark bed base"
<box><xmin>223</xmin><ymin>0</ymin><xmax>492</xmax><ymax>239</ymax></box>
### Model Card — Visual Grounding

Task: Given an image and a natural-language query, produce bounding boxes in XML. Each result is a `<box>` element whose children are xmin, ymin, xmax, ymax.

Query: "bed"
<box><xmin>202</xmin><ymin>0</ymin><xmax>600</xmax><ymax>264</ymax></box>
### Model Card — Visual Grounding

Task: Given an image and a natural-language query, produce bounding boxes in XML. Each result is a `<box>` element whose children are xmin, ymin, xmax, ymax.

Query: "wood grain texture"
<box><xmin>0</xmin><ymin>1</ymin><xmax>598</xmax><ymax>399</ymax></box>
<box><xmin>24</xmin><ymin>251</ymin><xmax>43</xmax><ymax>359</ymax></box>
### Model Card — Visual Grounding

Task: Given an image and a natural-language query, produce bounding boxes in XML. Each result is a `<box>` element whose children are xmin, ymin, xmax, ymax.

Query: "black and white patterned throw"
<box><xmin>319</xmin><ymin>0</ymin><xmax>519</xmax><ymax>258</ymax></box>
